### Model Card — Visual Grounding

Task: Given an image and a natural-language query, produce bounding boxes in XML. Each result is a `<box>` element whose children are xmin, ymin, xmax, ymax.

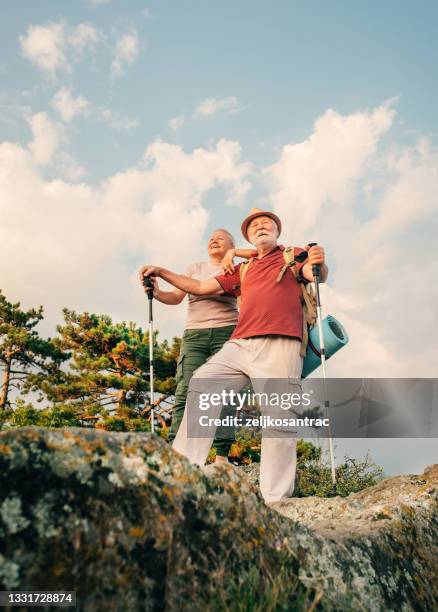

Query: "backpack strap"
<box><xmin>239</xmin><ymin>259</ymin><xmax>253</xmax><ymax>284</ymax></box>
<box><xmin>276</xmin><ymin>246</ymin><xmax>297</xmax><ymax>283</ymax></box>
<box><xmin>237</xmin><ymin>259</ymin><xmax>254</xmax><ymax>308</ymax></box>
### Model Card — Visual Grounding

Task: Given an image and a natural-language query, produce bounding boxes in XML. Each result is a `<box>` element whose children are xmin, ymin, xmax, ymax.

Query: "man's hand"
<box><xmin>138</xmin><ymin>265</ymin><xmax>162</xmax><ymax>286</ymax></box>
<box><xmin>221</xmin><ymin>248</ymin><xmax>236</xmax><ymax>274</ymax></box>
<box><xmin>305</xmin><ymin>245</ymin><xmax>325</xmax><ymax>266</ymax></box>
<box><xmin>302</xmin><ymin>245</ymin><xmax>328</xmax><ymax>282</ymax></box>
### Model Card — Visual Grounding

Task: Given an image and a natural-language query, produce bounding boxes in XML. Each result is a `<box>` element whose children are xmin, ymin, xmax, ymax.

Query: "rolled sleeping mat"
<box><xmin>301</xmin><ymin>315</ymin><xmax>349</xmax><ymax>378</ymax></box>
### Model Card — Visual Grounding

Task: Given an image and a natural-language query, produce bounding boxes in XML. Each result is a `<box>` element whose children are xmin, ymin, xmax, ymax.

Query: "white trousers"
<box><xmin>172</xmin><ymin>336</ymin><xmax>303</xmax><ymax>503</ymax></box>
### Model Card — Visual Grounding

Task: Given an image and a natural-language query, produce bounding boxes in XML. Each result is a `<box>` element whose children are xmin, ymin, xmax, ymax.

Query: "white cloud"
<box><xmin>19</xmin><ymin>21</ymin><xmax>101</xmax><ymax>77</ymax></box>
<box><xmin>51</xmin><ymin>88</ymin><xmax>89</xmax><ymax>122</ymax></box>
<box><xmin>111</xmin><ymin>29</ymin><xmax>139</xmax><ymax>77</ymax></box>
<box><xmin>26</xmin><ymin>110</ymin><xmax>85</xmax><ymax>180</ymax></box>
<box><xmin>19</xmin><ymin>22</ymin><xmax>67</xmax><ymax>77</ymax></box>
<box><xmin>68</xmin><ymin>22</ymin><xmax>100</xmax><ymax>55</ymax></box>
<box><xmin>264</xmin><ymin>101</ymin><xmax>396</xmax><ymax>239</ymax></box>
<box><xmin>194</xmin><ymin>96</ymin><xmax>241</xmax><ymax>118</ymax></box>
<box><xmin>169</xmin><ymin>115</ymin><xmax>185</xmax><ymax>131</ymax></box>
<box><xmin>0</xmin><ymin>136</ymin><xmax>252</xmax><ymax>339</ymax></box>
<box><xmin>88</xmin><ymin>0</ymin><xmax>111</xmax><ymax>5</ymax></box>
<box><xmin>51</xmin><ymin>92</ymin><xmax>137</xmax><ymax>129</ymax></box>
<box><xmin>55</xmin><ymin>152</ymin><xmax>87</xmax><ymax>181</ymax></box>
<box><xmin>263</xmin><ymin>100</ymin><xmax>438</xmax><ymax>377</ymax></box>
<box><xmin>98</xmin><ymin>107</ymin><xmax>139</xmax><ymax>130</ymax></box>
<box><xmin>27</xmin><ymin>112</ymin><xmax>61</xmax><ymax>166</ymax></box>
<box><xmin>359</xmin><ymin>137</ymin><xmax>438</xmax><ymax>244</ymax></box>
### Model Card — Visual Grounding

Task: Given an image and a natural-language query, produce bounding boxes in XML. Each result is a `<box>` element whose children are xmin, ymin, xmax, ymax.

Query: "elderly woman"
<box><xmin>142</xmin><ymin>229</ymin><xmax>253</xmax><ymax>463</ymax></box>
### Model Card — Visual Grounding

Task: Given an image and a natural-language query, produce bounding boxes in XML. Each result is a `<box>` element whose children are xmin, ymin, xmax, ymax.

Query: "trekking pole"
<box><xmin>308</xmin><ymin>243</ymin><xmax>337</xmax><ymax>491</ymax></box>
<box><xmin>143</xmin><ymin>276</ymin><xmax>155</xmax><ymax>434</ymax></box>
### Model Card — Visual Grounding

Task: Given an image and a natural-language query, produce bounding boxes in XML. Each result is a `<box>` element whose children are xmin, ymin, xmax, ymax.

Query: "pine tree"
<box><xmin>42</xmin><ymin>309</ymin><xmax>178</xmax><ymax>420</ymax></box>
<box><xmin>0</xmin><ymin>290</ymin><xmax>66</xmax><ymax>410</ymax></box>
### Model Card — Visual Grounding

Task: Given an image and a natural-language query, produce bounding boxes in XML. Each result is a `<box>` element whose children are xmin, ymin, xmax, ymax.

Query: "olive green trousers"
<box><xmin>168</xmin><ymin>325</ymin><xmax>236</xmax><ymax>456</ymax></box>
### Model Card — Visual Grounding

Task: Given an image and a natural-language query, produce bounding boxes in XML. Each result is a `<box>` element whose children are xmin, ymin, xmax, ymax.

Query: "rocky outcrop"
<box><xmin>274</xmin><ymin>465</ymin><xmax>438</xmax><ymax>611</ymax></box>
<box><xmin>0</xmin><ymin>427</ymin><xmax>437</xmax><ymax>611</ymax></box>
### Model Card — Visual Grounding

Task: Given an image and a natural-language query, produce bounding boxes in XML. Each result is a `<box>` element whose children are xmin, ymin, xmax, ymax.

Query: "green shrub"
<box><xmin>7</xmin><ymin>401</ymin><xmax>42</xmax><ymax>428</ymax></box>
<box><xmin>102</xmin><ymin>416</ymin><xmax>129</xmax><ymax>431</ymax></box>
<box><xmin>39</xmin><ymin>405</ymin><xmax>80</xmax><ymax>428</ymax></box>
<box><xmin>296</xmin><ymin>452</ymin><xmax>384</xmax><ymax>497</ymax></box>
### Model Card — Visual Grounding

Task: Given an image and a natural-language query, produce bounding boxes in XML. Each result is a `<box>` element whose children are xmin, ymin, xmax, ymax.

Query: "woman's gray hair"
<box><xmin>211</xmin><ymin>228</ymin><xmax>235</xmax><ymax>247</ymax></box>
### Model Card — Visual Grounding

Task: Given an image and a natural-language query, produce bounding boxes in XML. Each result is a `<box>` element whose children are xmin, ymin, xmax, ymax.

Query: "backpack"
<box><xmin>238</xmin><ymin>246</ymin><xmax>317</xmax><ymax>357</ymax></box>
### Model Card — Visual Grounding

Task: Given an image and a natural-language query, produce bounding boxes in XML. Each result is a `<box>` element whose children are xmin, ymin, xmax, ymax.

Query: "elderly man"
<box><xmin>141</xmin><ymin>208</ymin><xmax>327</xmax><ymax>503</ymax></box>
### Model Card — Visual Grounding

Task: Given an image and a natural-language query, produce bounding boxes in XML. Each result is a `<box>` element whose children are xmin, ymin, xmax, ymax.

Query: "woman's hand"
<box><xmin>138</xmin><ymin>265</ymin><xmax>162</xmax><ymax>284</ymax></box>
<box><xmin>221</xmin><ymin>248</ymin><xmax>236</xmax><ymax>274</ymax></box>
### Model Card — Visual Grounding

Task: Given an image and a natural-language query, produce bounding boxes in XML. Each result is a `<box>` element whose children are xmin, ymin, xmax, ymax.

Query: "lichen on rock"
<box><xmin>0</xmin><ymin>427</ymin><xmax>437</xmax><ymax>611</ymax></box>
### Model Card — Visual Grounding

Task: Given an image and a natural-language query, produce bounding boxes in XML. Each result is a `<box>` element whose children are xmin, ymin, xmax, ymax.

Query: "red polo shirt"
<box><xmin>215</xmin><ymin>245</ymin><xmax>308</xmax><ymax>340</ymax></box>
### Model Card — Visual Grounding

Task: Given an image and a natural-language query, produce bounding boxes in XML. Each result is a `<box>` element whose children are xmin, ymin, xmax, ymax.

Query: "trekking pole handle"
<box><xmin>307</xmin><ymin>242</ymin><xmax>320</xmax><ymax>279</ymax></box>
<box><xmin>143</xmin><ymin>275</ymin><xmax>154</xmax><ymax>300</ymax></box>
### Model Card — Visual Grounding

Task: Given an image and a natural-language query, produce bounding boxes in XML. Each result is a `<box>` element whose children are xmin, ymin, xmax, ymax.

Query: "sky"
<box><xmin>1</xmin><ymin>1</ymin><xmax>437</xmax><ymax>474</ymax></box>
